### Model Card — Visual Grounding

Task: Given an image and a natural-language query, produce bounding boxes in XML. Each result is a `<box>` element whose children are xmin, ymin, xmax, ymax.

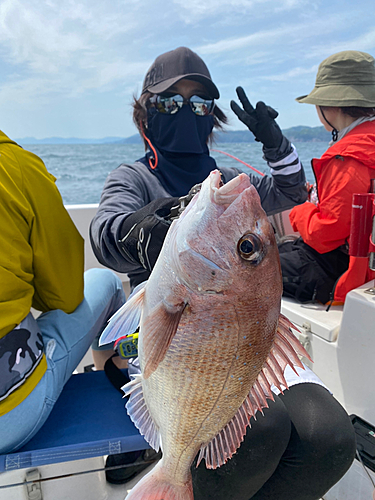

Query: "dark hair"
<box><xmin>132</xmin><ymin>92</ymin><xmax>228</xmax><ymax>150</ymax></box>
<box><xmin>321</xmin><ymin>105</ymin><xmax>375</xmax><ymax>118</ymax></box>
<box><xmin>340</xmin><ymin>106</ymin><xmax>375</xmax><ymax>118</ymax></box>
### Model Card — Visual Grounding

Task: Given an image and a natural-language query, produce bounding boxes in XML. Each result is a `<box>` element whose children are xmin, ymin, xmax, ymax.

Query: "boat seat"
<box><xmin>0</xmin><ymin>370</ymin><xmax>149</xmax><ymax>472</ymax></box>
<box><xmin>281</xmin><ymin>297</ymin><xmax>344</xmax><ymax>342</ymax></box>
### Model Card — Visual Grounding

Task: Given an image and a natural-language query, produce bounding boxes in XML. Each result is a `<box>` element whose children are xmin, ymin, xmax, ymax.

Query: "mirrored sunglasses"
<box><xmin>149</xmin><ymin>94</ymin><xmax>215</xmax><ymax>116</ymax></box>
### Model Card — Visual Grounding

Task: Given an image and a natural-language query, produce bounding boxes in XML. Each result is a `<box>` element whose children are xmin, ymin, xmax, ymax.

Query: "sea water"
<box><xmin>22</xmin><ymin>141</ymin><xmax>328</xmax><ymax>205</ymax></box>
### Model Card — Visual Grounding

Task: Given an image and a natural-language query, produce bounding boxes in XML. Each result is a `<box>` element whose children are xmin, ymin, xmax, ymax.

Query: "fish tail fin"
<box><xmin>125</xmin><ymin>462</ymin><xmax>193</xmax><ymax>500</ymax></box>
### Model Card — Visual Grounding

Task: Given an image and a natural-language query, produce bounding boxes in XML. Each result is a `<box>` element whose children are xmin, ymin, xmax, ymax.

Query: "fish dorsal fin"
<box><xmin>142</xmin><ymin>301</ymin><xmax>186</xmax><ymax>379</ymax></box>
<box><xmin>256</xmin><ymin>313</ymin><xmax>310</xmax><ymax>395</ymax></box>
<box><xmin>99</xmin><ymin>282</ymin><xmax>146</xmax><ymax>346</ymax></box>
<box><xmin>123</xmin><ymin>374</ymin><xmax>161</xmax><ymax>452</ymax></box>
<box><xmin>197</xmin><ymin>314</ymin><xmax>310</xmax><ymax>469</ymax></box>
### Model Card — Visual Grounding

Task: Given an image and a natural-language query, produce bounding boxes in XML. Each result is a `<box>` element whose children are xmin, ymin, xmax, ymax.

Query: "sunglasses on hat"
<box><xmin>149</xmin><ymin>93</ymin><xmax>215</xmax><ymax>116</ymax></box>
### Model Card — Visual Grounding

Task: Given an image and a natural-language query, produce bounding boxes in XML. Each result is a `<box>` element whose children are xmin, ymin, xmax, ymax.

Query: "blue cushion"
<box><xmin>0</xmin><ymin>370</ymin><xmax>149</xmax><ymax>472</ymax></box>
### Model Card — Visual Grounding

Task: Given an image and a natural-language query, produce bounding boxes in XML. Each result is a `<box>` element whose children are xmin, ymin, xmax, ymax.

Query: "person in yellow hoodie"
<box><xmin>0</xmin><ymin>131</ymin><xmax>125</xmax><ymax>453</ymax></box>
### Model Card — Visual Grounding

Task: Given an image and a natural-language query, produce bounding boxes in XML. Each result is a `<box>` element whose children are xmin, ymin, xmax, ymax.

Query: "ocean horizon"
<box><xmin>22</xmin><ymin>141</ymin><xmax>327</xmax><ymax>205</ymax></box>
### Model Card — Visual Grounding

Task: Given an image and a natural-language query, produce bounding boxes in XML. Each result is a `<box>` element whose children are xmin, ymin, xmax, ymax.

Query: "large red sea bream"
<box><xmin>100</xmin><ymin>170</ymin><xmax>310</xmax><ymax>500</ymax></box>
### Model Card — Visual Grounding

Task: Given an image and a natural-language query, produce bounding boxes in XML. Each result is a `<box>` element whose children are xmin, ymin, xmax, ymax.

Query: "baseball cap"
<box><xmin>142</xmin><ymin>47</ymin><xmax>220</xmax><ymax>99</ymax></box>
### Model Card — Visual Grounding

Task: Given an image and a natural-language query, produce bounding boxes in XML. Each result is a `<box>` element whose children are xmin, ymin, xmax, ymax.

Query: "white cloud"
<box><xmin>0</xmin><ymin>0</ymin><xmax>153</xmax><ymax>106</ymax></box>
<box><xmin>172</xmin><ymin>0</ymin><xmax>310</xmax><ymax>19</ymax></box>
<box><xmin>196</xmin><ymin>15</ymin><xmax>348</xmax><ymax>58</ymax></box>
<box><xmin>75</xmin><ymin>60</ymin><xmax>149</xmax><ymax>96</ymax></box>
<box><xmin>305</xmin><ymin>27</ymin><xmax>375</xmax><ymax>61</ymax></box>
<box><xmin>0</xmin><ymin>1</ymin><xmax>88</xmax><ymax>72</ymax></box>
<box><xmin>262</xmin><ymin>64</ymin><xmax>319</xmax><ymax>82</ymax></box>
<box><xmin>0</xmin><ymin>76</ymin><xmax>54</xmax><ymax>108</ymax></box>
<box><xmin>1</xmin><ymin>0</ymin><xmax>374</xmax><ymax>138</ymax></box>
<box><xmin>0</xmin><ymin>0</ymin><xmax>143</xmax><ymax>74</ymax></box>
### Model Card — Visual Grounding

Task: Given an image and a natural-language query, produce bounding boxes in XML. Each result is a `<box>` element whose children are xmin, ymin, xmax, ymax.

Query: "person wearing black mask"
<box><xmin>90</xmin><ymin>46</ymin><xmax>307</xmax><ymax>293</ymax></box>
<box><xmin>89</xmin><ymin>47</ymin><xmax>355</xmax><ymax>496</ymax></box>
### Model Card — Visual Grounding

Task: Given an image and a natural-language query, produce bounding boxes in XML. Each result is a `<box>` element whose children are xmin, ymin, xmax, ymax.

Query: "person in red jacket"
<box><xmin>278</xmin><ymin>50</ymin><xmax>375</xmax><ymax>304</ymax></box>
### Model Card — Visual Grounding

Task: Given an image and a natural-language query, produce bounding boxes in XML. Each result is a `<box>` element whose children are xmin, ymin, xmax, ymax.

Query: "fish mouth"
<box><xmin>210</xmin><ymin>170</ymin><xmax>255</xmax><ymax>206</ymax></box>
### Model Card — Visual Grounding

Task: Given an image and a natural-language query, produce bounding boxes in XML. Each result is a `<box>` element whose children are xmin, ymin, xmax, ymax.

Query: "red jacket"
<box><xmin>289</xmin><ymin>120</ymin><xmax>375</xmax><ymax>302</ymax></box>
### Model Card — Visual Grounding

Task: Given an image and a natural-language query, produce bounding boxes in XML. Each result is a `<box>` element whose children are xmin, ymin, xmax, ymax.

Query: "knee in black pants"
<box><xmin>251</xmin><ymin>384</ymin><xmax>356</xmax><ymax>500</ymax></box>
<box><xmin>192</xmin><ymin>394</ymin><xmax>291</xmax><ymax>500</ymax></box>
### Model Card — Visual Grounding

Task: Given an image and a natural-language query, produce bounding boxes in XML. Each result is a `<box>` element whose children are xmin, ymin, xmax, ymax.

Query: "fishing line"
<box><xmin>210</xmin><ymin>148</ymin><xmax>265</xmax><ymax>177</ymax></box>
<box><xmin>210</xmin><ymin>148</ymin><xmax>292</xmax><ymax>244</ymax></box>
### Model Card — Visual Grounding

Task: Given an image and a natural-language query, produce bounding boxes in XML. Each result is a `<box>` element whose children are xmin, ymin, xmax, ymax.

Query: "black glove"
<box><xmin>118</xmin><ymin>197</ymin><xmax>179</xmax><ymax>272</ymax></box>
<box><xmin>230</xmin><ymin>87</ymin><xmax>283</xmax><ymax>149</ymax></box>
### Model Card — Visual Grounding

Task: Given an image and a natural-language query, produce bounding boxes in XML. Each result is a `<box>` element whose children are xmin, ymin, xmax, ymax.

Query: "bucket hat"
<box><xmin>142</xmin><ymin>46</ymin><xmax>220</xmax><ymax>99</ymax></box>
<box><xmin>296</xmin><ymin>50</ymin><xmax>375</xmax><ymax>107</ymax></box>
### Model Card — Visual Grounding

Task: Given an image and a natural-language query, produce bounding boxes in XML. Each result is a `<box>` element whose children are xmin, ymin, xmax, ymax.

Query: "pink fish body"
<box><xmin>100</xmin><ymin>170</ymin><xmax>310</xmax><ymax>500</ymax></box>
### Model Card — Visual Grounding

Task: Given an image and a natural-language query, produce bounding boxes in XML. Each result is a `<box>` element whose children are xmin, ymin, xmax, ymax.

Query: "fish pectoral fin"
<box><xmin>142</xmin><ymin>302</ymin><xmax>186</xmax><ymax>379</ymax></box>
<box><xmin>99</xmin><ymin>282</ymin><xmax>146</xmax><ymax>346</ymax></box>
<box><xmin>124</xmin><ymin>374</ymin><xmax>161</xmax><ymax>452</ymax></box>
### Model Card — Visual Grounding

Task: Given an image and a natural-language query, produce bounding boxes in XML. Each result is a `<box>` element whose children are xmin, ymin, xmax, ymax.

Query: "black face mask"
<box><xmin>139</xmin><ymin>105</ymin><xmax>217</xmax><ymax>198</ymax></box>
<box><xmin>147</xmin><ymin>104</ymin><xmax>214</xmax><ymax>154</ymax></box>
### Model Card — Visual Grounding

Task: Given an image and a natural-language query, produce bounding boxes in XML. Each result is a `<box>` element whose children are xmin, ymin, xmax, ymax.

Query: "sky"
<box><xmin>1</xmin><ymin>0</ymin><xmax>375</xmax><ymax>140</ymax></box>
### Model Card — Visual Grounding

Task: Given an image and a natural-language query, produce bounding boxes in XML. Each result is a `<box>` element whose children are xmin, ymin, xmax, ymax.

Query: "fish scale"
<box><xmin>99</xmin><ymin>169</ymin><xmax>311</xmax><ymax>500</ymax></box>
<box><xmin>144</xmin><ymin>312</ymin><xmax>244</xmax><ymax>480</ymax></box>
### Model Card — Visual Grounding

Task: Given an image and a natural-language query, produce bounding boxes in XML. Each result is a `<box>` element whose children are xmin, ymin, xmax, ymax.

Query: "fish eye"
<box><xmin>237</xmin><ymin>233</ymin><xmax>264</xmax><ymax>264</ymax></box>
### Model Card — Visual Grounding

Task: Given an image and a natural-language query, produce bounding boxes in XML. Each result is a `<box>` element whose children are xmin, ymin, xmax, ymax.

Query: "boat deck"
<box><xmin>0</xmin><ymin>455</ymin><xmax>157</xmax><ymax>500</ymax></box>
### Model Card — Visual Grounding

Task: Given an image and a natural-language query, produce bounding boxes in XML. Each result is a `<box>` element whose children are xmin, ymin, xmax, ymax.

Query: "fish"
<box><xmin>99</xmin><ymin>169</ymin><xmax>310</xmax><ymax>500</ymax></box>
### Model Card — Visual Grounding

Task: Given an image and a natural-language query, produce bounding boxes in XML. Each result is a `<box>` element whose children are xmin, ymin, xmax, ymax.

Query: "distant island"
<box><xmin>214</xmin><ymin>126</ymin><xmax>331</xmax><ymax>143</ymax></box>
<box><xmin>17</xmin><ymin>126</ymin><xmax>331</xmax><ymax>145</ymax></box>
<box><xmin>16</xmin><ymin>136</ymin><xmax>124</xmax><ymax>145</ymax></box>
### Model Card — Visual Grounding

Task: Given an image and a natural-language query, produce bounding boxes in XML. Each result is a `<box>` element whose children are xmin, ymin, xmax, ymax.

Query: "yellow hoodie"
<box><xmin>0</xmin><ymin>131</ymin><xmax>84</xmax><ymax>414</ymax></box>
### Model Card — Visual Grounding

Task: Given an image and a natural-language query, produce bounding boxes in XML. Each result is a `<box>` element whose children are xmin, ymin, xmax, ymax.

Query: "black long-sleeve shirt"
<box><xmin>90</xmin><ymin>144</ymin><xmax>307</xmax><ymax>289</ymax></box>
